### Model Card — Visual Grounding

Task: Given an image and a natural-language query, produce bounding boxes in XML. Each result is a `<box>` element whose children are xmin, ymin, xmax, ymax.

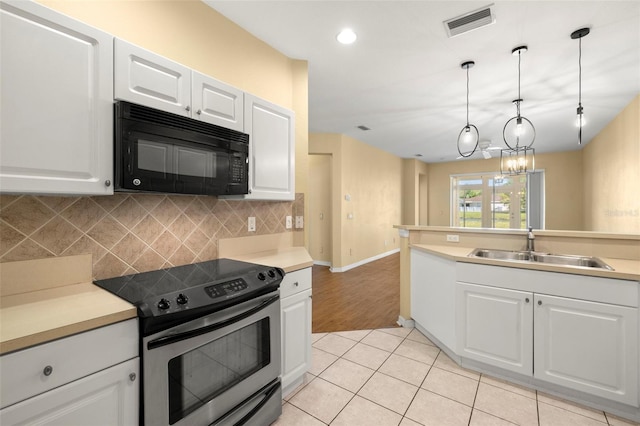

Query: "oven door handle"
<box><xmin>147</xmin><ymin>294</ymin><xmax>279</xmax><ymax>350</ymax></box>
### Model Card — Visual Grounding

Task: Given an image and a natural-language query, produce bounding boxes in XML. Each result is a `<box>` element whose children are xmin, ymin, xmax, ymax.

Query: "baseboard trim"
<box><xmin>330</xmin><ymin>248</ymin><xmax>400</xmax><ymax>273</ymax></box>
<box><xmin>397</xmin><ymin>316</ymin><xmax>415</xmax><ymax>328</ymax></box>
<box><xmin>313</xmin><ymin>260</ymin><xmax>331</xmax><ymax>267</ymax></box>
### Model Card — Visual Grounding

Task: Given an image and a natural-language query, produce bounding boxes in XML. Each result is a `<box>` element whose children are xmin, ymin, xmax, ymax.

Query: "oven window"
<box><xmin>136</xmin><ymin>139</ymin><xmax>217</xmax><ymax>178</ymax></box>
<box><xmin>167</xmin><ymin>318</ymin><xmax>271</xmax><ymax>424</ymax></box>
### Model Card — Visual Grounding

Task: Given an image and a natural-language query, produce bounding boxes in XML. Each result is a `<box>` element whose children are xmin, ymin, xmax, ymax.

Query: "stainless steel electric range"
<box><xmin>95</xmin><ymin>258</ymin><xmax>284</xmax><ymax>426</ymax></box>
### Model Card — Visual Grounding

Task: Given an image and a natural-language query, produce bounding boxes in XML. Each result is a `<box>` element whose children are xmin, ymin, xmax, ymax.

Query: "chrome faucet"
<box><xmin>526</xmin><ymin>227</ymin><xmax>535</xmax><ymax>252</ymax></box>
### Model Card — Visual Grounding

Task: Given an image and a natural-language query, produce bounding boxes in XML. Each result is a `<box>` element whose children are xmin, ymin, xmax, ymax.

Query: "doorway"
<box><xmin>309</xmin><ymin>154</ymin><xmax>332</xmax><ymax>265</ymax></box>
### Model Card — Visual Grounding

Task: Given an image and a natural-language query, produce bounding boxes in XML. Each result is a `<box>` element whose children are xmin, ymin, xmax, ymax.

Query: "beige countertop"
<box><xmin>411</xmin><ymin>244</ymin><xmax>640</xmax><ymax>281</ymax></box>
<box><xmin>219</xmin><ymin>233</ymin><xmax>313</xmax><ymax>273</ymax></box>
<box><xmin>225</xmin><ymin>246</ymin><xmax>313</xmax><ymax>273</ymax></box>
<box><xmin>0</xmin><ymin>254</ymin><xmax>136</xmax><ymax>355</ymax></box>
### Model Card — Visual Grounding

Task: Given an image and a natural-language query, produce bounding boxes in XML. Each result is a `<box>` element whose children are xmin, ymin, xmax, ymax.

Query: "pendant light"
<box><xmin>571</xmin><ymin>27</ymin><xmax>590</xmax><ymax>144</ymax></box>
<box><xmin>501</xmin><ymin>45</ymin><xmax>535</xmax><ymax>175</ymax></box>
<box><xmin>456</xmin><ymin>61</ymin><xmax>479</xmax><ymax>158</ymax></box>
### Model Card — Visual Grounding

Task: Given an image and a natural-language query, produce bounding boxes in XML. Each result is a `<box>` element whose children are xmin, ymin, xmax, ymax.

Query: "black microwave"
<box><xmin>114</xmin><ymin>101</ymin><xmax>249</xmax><ymax>196</ymax></box>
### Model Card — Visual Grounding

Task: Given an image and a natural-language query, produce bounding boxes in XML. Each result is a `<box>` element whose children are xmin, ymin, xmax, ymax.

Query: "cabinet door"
<box><xmin>244</xmin><ymin>95</ymin><xmax>295</xmax><ymax>200</ymax></box>
<box><xmin>534</xmin><ymin>294</ymin><xmax>638</xmax><ymax>405</ymax></box>
<box><xmin>456</xmin><ymin>282</ymin><xmax>533</xmax><ymax>375</ymax></box>
<box><xmin>114</xmin><ymin>38</ymin><xmax>191</xmax><ymax>117</ymax></box>
<box><xmin>0</xmin><ymin>358</ymin><xmax>139</xmax><ymax>426</ymax></box>
<box><xmin>0</xmin><ymin>0</ymin><xmax>113</xmax><ymax>195</ymax></box>
<box><xmin>281</xmin><ymin>289</ymin><xmax>312</xmax><ymax>394</ymax></box>
<box><xmin>411</xmin><ymin>249</ymin><xmax>456</xmax><ymax>350</ymax></box>
<box><xmin>192</xmin><ymin>71</ymin><xmax>243</xmax><ymax>131</ymax></box>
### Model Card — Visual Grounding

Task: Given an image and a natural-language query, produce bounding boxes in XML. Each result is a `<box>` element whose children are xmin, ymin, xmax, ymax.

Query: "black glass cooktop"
<box><xmin>94</xmin><ymin>258</ymin><xmax>283</xmax><ymax>335</ymax></box>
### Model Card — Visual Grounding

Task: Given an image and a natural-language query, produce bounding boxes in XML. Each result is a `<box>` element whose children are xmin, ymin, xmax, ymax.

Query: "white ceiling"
<box><xmin>205</xmin><ymin>1</ymin><xmax>640</xmax><ymax>163</ymax></box>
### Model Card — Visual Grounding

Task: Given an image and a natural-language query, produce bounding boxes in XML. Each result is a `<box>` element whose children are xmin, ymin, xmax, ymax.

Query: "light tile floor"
<box><xmin>273</xmin><ymin>327</ymin><xmax>639</xmax><ymax>426</ymax></box>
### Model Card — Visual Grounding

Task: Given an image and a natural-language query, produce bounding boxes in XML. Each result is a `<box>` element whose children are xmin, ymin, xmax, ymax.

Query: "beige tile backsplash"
<box><xmin>0</xmin><ymin>193</ymin><xmax>304</xmax><ymax>280</ymax></box>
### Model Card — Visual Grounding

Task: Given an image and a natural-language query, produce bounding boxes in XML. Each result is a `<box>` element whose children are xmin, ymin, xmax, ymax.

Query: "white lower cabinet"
<box><xmin>280</xmin><ymin>268</ymin><xmax>312</xmax><ymax>396</ymax></box>
<box><xmin>454</xmin><ymin>269</ymin><xmax>638</xmax><ymax>406</ymax></box>
<box><xmin>456</xmin><ymin>283</ymin><xmax>533</xmax><ymax>375</ymax></box>
<box><xmin>0</xmin><ymin>319</ymin><xmax>139</xmax><ymax>425</ymax></box>
<box><xmin>0</xmin><ymin>358</ymin><xmax>139</xmax><ymax>426</ymax></box>
<box><xmin>534</xmin><ymin>293</ymin><xmax>638</xmax><ymax>405</ymax></box>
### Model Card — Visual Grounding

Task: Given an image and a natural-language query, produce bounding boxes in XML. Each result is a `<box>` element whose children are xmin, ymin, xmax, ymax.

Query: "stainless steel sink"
<box><xmin>469</xmin><ymin>248</ymin><xmax>614</xmax><ymax>270</ymax></box>
<box><xmin>470</xmin><ymin>248</ymin><xmax>533</xmax><ymax>261</ymax></box>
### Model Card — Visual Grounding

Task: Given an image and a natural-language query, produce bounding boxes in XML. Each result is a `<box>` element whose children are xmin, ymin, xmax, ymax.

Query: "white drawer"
<box><xmin>280</xmin><ymin>268</ymin><xmax>312</xmax><ymax>299</ymax></box>
<box><xmin>0</xmin><ymin>319</ymin><xmax>138</xmax><ymax>409</ymax></box>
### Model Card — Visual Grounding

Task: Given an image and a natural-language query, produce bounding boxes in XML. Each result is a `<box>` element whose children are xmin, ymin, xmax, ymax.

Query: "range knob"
<box><xmin>157</xmin><ymin>298</ymin><xmax>171</xmax><ymax>310</ymax></box>
<box><xmin>176</xmin><ymin>293</ymin><xmax>189</xmax><ymax>305</ymax></box>
<box><xmin>257</xmin><ymin>272</ymin><xmax>266</xmax><ymax>281</ymax></box>
<box><xmin>268</xmin><ymin>269</ymin><xmax>276</xmax><ymax>278</ymax></box>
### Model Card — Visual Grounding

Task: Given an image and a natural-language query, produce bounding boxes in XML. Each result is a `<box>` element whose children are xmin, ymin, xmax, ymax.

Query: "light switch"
<box><xmin>248</xmin><ymin>217</ymin><xmax>256</xmax><ymax>232</ymax></box>
<box><xmin>285</xmin><ymin>216</ymin><xmax>292</xmax><ymax>229</ymax></box>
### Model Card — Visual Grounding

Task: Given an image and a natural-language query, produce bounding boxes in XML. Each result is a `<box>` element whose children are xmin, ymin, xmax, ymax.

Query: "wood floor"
<box><xmin>311</xmin><ymin>253</ymin><xmax>400</xmax><ymax>333</ymax></box>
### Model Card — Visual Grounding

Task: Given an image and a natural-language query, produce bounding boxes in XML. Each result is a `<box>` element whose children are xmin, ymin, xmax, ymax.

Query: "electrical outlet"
<box><xmin>446</xmin><ymin>234</ymin><xmax>460</xmax><ymax>243</ymax></box>
<box><xmin>248</xmin><ymin>217</ymin><xmax>256</xmax><ymax>232</ymax></box>
<box><xmin>295</xmin><ymin>216</ymin><xmax>304</xmax><ymax>228</ymax></box>
<box><xmin>285</xmin><ymin>216</ymin><xmax>292</xmax><ymax>229</ymax></box>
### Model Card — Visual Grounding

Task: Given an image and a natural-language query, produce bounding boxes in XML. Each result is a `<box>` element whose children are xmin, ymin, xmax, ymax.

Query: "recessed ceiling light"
<box><xmin>337</xmin><ymin>28</ymin><xmax>357</xmax><ymax>44</ymax></box>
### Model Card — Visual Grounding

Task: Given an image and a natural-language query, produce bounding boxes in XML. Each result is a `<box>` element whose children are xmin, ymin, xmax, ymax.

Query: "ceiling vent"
<box><xmin>444</xmin><ymin>4</ymin><xmax>496</xmax><ymax>38</ymax></box>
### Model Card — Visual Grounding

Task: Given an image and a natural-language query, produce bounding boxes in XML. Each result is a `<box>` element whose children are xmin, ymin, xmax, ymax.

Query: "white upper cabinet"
<box><xmin>243</xmin><ymin>95</ymin><xmax>295</xmax><ymax>200</ymax></box>
<box><xmin>192</xmin><ymin>71</ymin><xmax>244</xmax><ymax>131</ymax></box>
<box><xmin>0</xmin><ymin>0</ymin><xmax>114</xmax><ymax>195</ymax></box>
<box><xmin>114</xmin><ymin>38</ymin><xmax>192</xmax><ymax>117</ymax></box>
<box><xmin>114</xmin><ymin>40</ymin><xmax>244</xmax><ymax>132</ymax></box>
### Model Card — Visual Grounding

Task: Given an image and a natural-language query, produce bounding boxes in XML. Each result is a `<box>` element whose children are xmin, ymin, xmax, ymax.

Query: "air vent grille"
<box><xmin>444</xmin><ymin>5</ymin><xmax>495</xmax><ymax>37</ymax></box>
<box><xmin>117</xmin><ymin>101</ymin><xmax>249</xmax><ymax>144</ymax></box>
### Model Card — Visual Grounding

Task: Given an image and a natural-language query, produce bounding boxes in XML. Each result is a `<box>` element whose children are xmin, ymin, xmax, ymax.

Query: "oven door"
<box><xmin>142</xmin><ymin>292</ymin><xmax>281</xmax><ymax>426</ymax></box>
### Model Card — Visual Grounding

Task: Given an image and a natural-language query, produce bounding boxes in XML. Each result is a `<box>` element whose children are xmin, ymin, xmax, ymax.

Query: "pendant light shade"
<box><xmin>503</xmin><ymin>46</ymin><xmax>536</xmax><ymax>150</ymax></box>
<box><xmin>500</xmin><ymin>145</ymin><xmax>535</xmax><ymax>176</ymax></box>
<box><xmin>571</xmin><ymin>27</ymin><xmax>590</xmax><ymax>145</ymax></box>
<box><xmin>457</xmin><ymin>61</ymin><xmax>479</xmax><ymax>158</ymax></box>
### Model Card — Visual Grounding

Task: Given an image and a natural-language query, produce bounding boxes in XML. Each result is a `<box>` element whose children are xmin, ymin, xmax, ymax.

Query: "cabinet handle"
<box><xmin>185</xmin><ymin>106</ymin><xmax>191</xmax><ymax>112</ymax></box>
<box><xmin>293</xmin><ymin>282</ymin><xmax>299</xmax><ymax>287</ymax></box>
<box><xmin>525</xmin><ymin>298</ymin><xmax>530</xmax><ymax>303</ymax></box>
<box><xmin>43</xmin><ymin>365</ymin><xmax>53</xmax><ymax>376</ymax></box>
<box><xmin>129</xmin><ymin>373</ymin><xmax>137</xmax><ymax>382</ymax></box>
<box><xmin>538</xmin><ymin>300</ymin><xmax>542</xmax><ymax>306</ymax></box>
<box><xmin>196</xmin><ymin>109</ymin><xmax>202</xmax><ymax>115</ymax></box>
<box><xmin>104</xmin><ymin>180</ymin><xmax>111</xmax><ymax>187</ymax></box>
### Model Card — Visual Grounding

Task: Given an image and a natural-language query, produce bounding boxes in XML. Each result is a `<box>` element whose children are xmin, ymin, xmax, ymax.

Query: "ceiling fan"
<box><xmin>457</xmin><ymin>140</ymin><xmax>502</xmax><ymax>159</ymax></box>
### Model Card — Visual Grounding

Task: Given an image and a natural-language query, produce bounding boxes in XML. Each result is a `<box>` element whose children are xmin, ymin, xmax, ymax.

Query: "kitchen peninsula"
<box><xmin>396</xmin><ymin>225</ymin><xmax>640</xmax><ymax>423</ymax></box>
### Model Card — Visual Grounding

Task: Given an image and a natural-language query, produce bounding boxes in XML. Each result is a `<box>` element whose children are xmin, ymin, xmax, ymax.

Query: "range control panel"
<box><xmin>205</xmin><ymin>278</ymin><xmax>248</xmax><ymax>299</ymax></box>
<box><xmin>152</xmin><ymin>267</ymin><xmax>282</xmax><ymax>313</ymax></box>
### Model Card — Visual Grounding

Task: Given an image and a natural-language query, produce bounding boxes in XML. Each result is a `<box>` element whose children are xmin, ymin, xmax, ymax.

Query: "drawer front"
<box><xmin>280</xmin><ymin>268</ymin><xmax>312</xmax><ymax>299</ymax></box>
<box><xmin>0</xmin><ymin>319</ymin><xmax>138</xmax><ymax>409</ymax></box>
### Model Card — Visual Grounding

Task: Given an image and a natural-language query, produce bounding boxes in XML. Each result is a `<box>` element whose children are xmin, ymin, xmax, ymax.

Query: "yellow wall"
<box><xmin>310</xmin><ymin>133</ymin><xmax>402</xmax><ymax>268</ymax></box>
<box><xmin>402</xmin><ymin>159</ymin><xmax>429</xmax><ymax>226</ymax></box>
<box><xmin>583</xmin><ymin>95</ymin><xmax>640</xmax><ymax>233</ymax></box>
<box><xmin>425</xmin><ymin>151</ymin><xmax>584</xmax><ymax>230</ymax></box>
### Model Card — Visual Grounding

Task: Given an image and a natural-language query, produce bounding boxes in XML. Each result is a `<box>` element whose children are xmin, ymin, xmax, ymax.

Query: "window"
<box><xmin>451</xmin><ymin>171</ymin><xmax>544</xmax><ymax>229</ymax></box>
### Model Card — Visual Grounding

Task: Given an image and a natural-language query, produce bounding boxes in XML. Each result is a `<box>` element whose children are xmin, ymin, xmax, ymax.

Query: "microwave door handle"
<box><xmin>147</xmin><ymin>294</ymin><xmax>279</xmax><ymax>350</ymax></box>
